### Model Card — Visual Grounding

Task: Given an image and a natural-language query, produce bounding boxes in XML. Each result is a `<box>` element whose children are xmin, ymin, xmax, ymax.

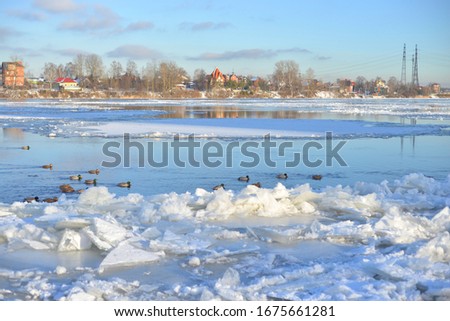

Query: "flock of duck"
<box><xmin>23</xmin><ymin>159</ymin><xmax>131</xmax><ymax>203</ymax></box>
<box><xmin>212</xmin><ymin>172</ymin><xmax>322</xmax><ymax>191</ymax></box>
<box><xmin>21</xmin><ymin>146</ymin><xmax>322</xmax><ymax>203</ymax></box>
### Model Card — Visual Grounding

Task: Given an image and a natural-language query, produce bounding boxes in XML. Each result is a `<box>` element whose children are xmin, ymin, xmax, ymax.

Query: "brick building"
<box><xmin>1</xmin><ymin>61</ymin><xmax>25</xmax><ymax>88</ymax></box>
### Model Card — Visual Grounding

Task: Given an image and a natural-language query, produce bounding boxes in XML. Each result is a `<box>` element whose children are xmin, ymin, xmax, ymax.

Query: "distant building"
<box><xmin>228</xmin><ymin>73</ymin><xmax>239</xmax><ymax>83</ymax></box>
<box><xmin>431</xmin><ymin>83</ymin><xmax>441</xmax><ymax>94</ymax></box>
<box><xmin>343</xmin><ymin>79</ymin><xmax>355</xmax><ymax>93</ymax></box>
<box><xmin>1</xmin><ymin>61</ymin><xmax>25</xmax><ymax>88</ymax></box>
<box><xmin>54</xmin><ymin>77</ymin><xmax>81</xmax><ymax>91</ymax></box>
<box><xmin>375</xmin><ymin>79</ymin><xmax>389</xmax><ymax>95</ymax></box>
<box><xmin>27</xmin><ymin>77</ymin><xmax>44</xmax><ymax>86</ymax></box>
<box><xmin>210</xmin><ymin>67</ymin><xmax>226</xmax><ymax>86</ymax></box>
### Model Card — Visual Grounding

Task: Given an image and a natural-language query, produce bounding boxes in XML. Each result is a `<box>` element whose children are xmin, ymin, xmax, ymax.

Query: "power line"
<box><xmin>314</xmin><ymin>54</ymin><xmax>399</xmax><ymax>78</ymax></box>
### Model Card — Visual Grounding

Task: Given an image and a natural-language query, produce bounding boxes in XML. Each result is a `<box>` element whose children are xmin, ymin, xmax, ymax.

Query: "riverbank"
<box><xmin>0</xmin><ymin>88</ymin><xmax>274</xmax><ymax>100</ymax></box>
<box><xmin>1</xmin><ymin>88</ymin><xmax>446</xmax><ymax>100</ymax></box>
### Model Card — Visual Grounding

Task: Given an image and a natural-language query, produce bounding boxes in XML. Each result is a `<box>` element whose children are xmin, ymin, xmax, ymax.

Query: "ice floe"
<box><xmin>0</xmin><ymin>173</ymin><xmax>449</xmax><ymax>300</ymax></box>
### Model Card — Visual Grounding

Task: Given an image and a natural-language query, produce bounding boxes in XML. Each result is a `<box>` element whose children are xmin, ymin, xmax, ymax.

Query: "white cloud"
<box><xmin>179</xmin><ymin>21</ymin><xmax>232</xmax><ymax>31</ymax></box>
<box><xmin>33</xmin><ymin>0</ymin><xmax>81</xmax><ymax>13</ymax></box>
<box><xmin>123</xmin><ymin>21</ymin><xmax>155</xmax><ymax>32</ymax></box>
<box><xmin>58</xmin><ymin>5</ymin><xmax>120</xmax><ymax>32</ymax></box>
<box><xmin>107</xmin><ymin>45</ymin><xmax>163</xmax><ymax>60</ymax></box>
<box><xmin>0</xmin><ymin>27</ymin><xmax>22</xmax><ymax>42</ymax></box>
<box><xmin>8</xmin><ymin>9</ymin><xmax>46</xmax><ymax>21</ymax></box>
<box><xmin>53</xmin><ymin>48</ymin><xmax>91</xmax><ymax>57</ymax></box>
<box><xmin>188</xmin><ymin>48</ymin><xmax>312</xmax><ymax>61</ymax></box>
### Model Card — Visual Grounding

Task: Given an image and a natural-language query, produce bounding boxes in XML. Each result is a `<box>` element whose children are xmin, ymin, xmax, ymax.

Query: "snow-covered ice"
<box><xmin>0</xmin><ymin>173</ymin><xmax>449</xmax><ymax>300</ymax></box>
<box><xmin>0</xmin><ymin>98</ymin><xmax>449</xmax><ymax>301</ymax></box>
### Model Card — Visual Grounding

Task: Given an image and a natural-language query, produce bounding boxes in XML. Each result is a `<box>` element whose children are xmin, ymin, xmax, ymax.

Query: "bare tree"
<box><xmin>43</xmin><ymin>62</ymin><xmax>58</xmax><ymax>88</ymax></box>
<box><xmin>109</xmin><ymin>60</ymin><xmax>123</xmax><ymax>90</ymax></box>
<box><xmin>158</xmin><ymin>61</ymin><xmax>187</xmax><ymax>93</ymax></box>
<box><xmin>193</xmin><ymin>68</ymin><xmax>207</xmax><ymax>91</ymax></box>
<box><xmin>272</xmin><ymin>60</ymin><xmax>301</xmax><ymax>97</ymax></box>
<box><xmin>126</xmin><ymin>59</ymin><xmax>138</xmax><ymax>77</ymax></box>
<box><xmin>56</xmin><ymin>64</ymin><xmax>65</xmax><ymax>78</ymax></box>
<box><xmin>85</xmin><ymin>54</ymin><xmax>104</xmax><ymax>86</ymax></box>
<box><xmin>64</xmin><ymin>62</ymin><xmax>75</xmax><ymax>78</ymax></box>
<box><xmin>122</xmin><ymin>59</ymin><xmax>139</xmax><ymax>90</ymax></box>
<box><xmin>72</xmin><ymin>54</ymin><xmax>85</xmax><ymax>79</ymax></box>
<box><xmin>143</xmin><ymin>62</ymin><xmax>157</xmax><ymax>92</ymax></box>
<box><xmin>110</xmin><ymin>60</ymin><xmax>123</xmax><ymax>78</ymax></box>
<box><xmin>355</xmin><ymin>76</ymin><xmax>367</xmax><ymax>93</ymax></box>
<box><xmin>304</xmin><ymin>68</ymin><xmax>317</xmax><ymax>97</ymax></box>
<box><xmin>387</xmin><ymin>76</ymin><xmax>399</xmax><ymax>94</ymax></box>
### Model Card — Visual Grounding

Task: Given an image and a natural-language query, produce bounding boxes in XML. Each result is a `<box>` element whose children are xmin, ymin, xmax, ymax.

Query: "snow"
<box><xmin>1</xmin><ymin>98</ymin><xmax>449</xmax><ymax>301</ymax></box>
<box><xmin>0</xmin><ymin>173</ymin><xmax>449</xmax><ymax>300</ymax></box>
<box><xmin>85</xmin><ymin>118</ymin><xmax>445</xmax><ymax>138</ymax></box>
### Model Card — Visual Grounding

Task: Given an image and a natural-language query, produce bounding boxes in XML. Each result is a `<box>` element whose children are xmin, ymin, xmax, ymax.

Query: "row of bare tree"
<box><xmin>40</xmin><ymin>55</ymin><xmax>425</xmax><ymax>96</ymax></box>
<box><xmin>40</xmin><ymin>54</ymin><xmax>307</xmax><ymax>94</ymax></box>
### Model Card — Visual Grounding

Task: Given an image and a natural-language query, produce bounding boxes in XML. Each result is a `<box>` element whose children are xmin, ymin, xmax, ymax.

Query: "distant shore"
<box><xmin>0</xmin><ymin>88</ymin><xmax>447</xmax><ymax>100</ymax></box>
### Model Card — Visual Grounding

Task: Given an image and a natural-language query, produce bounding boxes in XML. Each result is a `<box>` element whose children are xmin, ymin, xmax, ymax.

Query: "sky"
<box><xmin>1</xmin><ymin>0</ymin><xmax>449</xmax><ymax>86</ymax></box>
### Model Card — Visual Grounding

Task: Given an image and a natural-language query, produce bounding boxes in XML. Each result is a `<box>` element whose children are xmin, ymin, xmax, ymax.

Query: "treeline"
<box><xmin>32</xmin><ymin>54</ymin><xmax>435</xmax><ymax>97</ymax></box>
<box><xmin>40</xmin><ymin>54</ymin><xmax>319</xmax><ymax>96</ymax></box>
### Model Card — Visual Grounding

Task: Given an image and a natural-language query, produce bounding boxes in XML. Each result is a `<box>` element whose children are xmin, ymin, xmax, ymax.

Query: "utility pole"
<box><xmin>413</xmin><ymin>44</ymin><xmax>419</xmax><ymax>87</ymax></box>
<box><xmin>401</xmin><ymin>44</ymin><xmax>407</xmax><ymax>86</ymax></box>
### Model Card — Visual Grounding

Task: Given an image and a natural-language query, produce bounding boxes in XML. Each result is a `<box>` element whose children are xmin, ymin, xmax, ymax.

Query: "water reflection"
<box><xmin>149</xmin><ymin>105</ymin><xmax>304</xmax><ymax>120</ymax></box>
<box><xmin>0</xmin><ymin>127</ymin><xmax>449</xmax><ymax>204</ymax></box>
<box><xmin>2</xmin><ymin>128</ymin><xmax>25</xmax><ymax>140</ymax></box>
<box><xmin>128</xmin><ymin>104</ymin><xmax>409</xmax><ymax>124</ymax></box>
<box><xmin>400</xmin><ymin>135</ymin><xmax>416</xmax><ymax>154</ymax></box>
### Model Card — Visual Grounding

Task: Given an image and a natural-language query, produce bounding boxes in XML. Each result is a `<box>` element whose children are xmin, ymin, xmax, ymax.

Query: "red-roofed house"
<box><xmin>54</xmin><ymin>77</ymin><xmax>81</xmax><ymax>91</ymax></box>
<box><xmin>210</xmin><ymin>67</ymin><xmax>226</xmax><ymax>86</ymax></box>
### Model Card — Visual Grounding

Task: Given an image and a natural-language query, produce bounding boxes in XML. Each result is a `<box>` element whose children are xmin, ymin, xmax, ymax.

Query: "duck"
<box><xmin>117</xmin><ymin>181</ymin><xmax>131</xmax><ymax>188</ymax></box>
<box><xmin>70</xmin><ymin>174</ymin><xmax>82</xmax><ymax>181</ymax></box>
<box><xmin>84</xmin><ymin>179</ymin><xmax>97</xmax><ymax>185</ymax></box>
<box><xmin>238</xmin><ymin>175</ymin><xmax>250</xmax><ymax>182</ymax></box>
<box><xmin>251</xmin><ymin>182</ymin><xmax>262</xmax><ymax>188</ymax></box>
<box><xmin>42</xmin><ymin>197</ymin><xmax>58</xmax><ymax>203</ymax></box>
<box><xmin>88</xmin><ymin>169</ymin><xmax>100</xmax><ymax>175</ymax></box>
<box><xmin>42</xmin><ymin>163</ymin><xmax>53</xmax><ymax>169</ymax></box>
<box><xmin>213</xmin><ymin>183</ymin><xmax>225</xmax><ymax>191</ymax></box>
<box><xmin>21</xmin><ymin>145</ymin><xmax>30</xmax><ymax>150</ymax></box>
<box><xmin>24</xmin><ymin>196</ymin><xmax>39</xmax><ymax>203</ymax></box>
<box><xmin>312</xmin><ymin>174</ymin><xmax>323</xmax><ymax>180</ymax></box>
<box><xmin>76</xmin><ymin>189</ymin><xmax>85</xmax><ymax>194</ymax></box>
<box><xmin>276</xmin><ymin>173</ymin><xmax>288</xmax><ymax>179</ymax></box>
<box><xmin>59</xmin><ymin>184</ymin><xmax>75</xmax><ymax>193</ymax></box>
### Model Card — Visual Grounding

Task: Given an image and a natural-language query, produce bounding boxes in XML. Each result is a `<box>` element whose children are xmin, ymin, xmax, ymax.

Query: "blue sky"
<box><xmin>1</xmin><ymin>0</ymin><xmax>449</xmax><ymax>85</ymax></box>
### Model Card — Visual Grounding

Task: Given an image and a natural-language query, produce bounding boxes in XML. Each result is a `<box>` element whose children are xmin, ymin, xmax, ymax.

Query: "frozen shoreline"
<box><xmin>1</xmin><ymin>173</ymin><xmax>449</xmax><ymax>300</ymax></box>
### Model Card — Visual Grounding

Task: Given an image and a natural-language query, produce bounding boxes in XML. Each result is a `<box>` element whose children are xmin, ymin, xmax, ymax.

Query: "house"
<box><xmin>1</xmin><ymin>61</ymin><xmax>25</xmax><ymax>88</ymax></box>
<box><xmin>340</xmin><ymin>79</ymin><xmax>354</xmax><ymax>93</ymax></box>
<box><xmin>431</xmin><ymin>83</ymin><xmax>441</xmax><ymax>94</ymax></box>
<box><xmin>54</xmin><ymin>77</ymin><xmax>81</xmax><ymax>91</ymax></box>
<box><xmin>375</xmin><ymin>79</ymin><xmax>388</xmax><ymax>95</ymax></box>
<box><xmin>209</xmin><ymin>67</ymin><xmax>226</xmax><ymax>86</ymax></box>
<box><xmin>229</xmin><ymin>73</ymin><xmax>239</xmax><ymax>83</ymax></box>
